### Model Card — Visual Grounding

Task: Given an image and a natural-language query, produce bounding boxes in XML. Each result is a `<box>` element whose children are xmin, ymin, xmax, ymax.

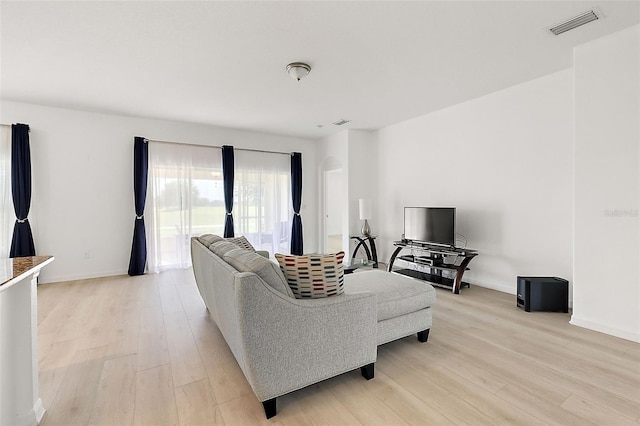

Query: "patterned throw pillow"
<box><xmin>274</xmin><ymin>251</ymin><xmax>346</xmax><ymax>299</ymax></box>
<box><xmin>225</xmin><ymin>236</ymin><xmax>256</xmax><ymax>251</ymax></box>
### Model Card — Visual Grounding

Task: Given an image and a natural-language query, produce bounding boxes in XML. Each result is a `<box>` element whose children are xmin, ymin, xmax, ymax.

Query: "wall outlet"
<box><xmin>83</xmin><ymin>250</ymin><xmax>91</xmax><ymax>260</ymax></box>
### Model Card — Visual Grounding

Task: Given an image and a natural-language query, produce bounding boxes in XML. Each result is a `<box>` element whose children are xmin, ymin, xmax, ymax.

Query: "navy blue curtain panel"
<box><xmin>290</xmin><ymin>152</ymin><xmax>303</xmax><ymax>255</ymax></box>
<box><xmin>222</xmin><ymin>145</ymin><xmax>235</xmax><ymax>237</ymax></box>
<box><xmin>128</xmin><ymin>136</ymin><xmax>148</xmax><ymax>276</ymax></box>
<box><xmin>9</xmin><ymin>123</ymin><xmax>35</xmax><ymax>257</ymax></box>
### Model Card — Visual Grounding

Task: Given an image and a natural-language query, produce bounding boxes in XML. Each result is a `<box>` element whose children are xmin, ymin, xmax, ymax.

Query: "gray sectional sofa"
<box><xmin>190</xmin><ymin>235</ymin><xmax>436</xmax><ymax>418</ymax></box>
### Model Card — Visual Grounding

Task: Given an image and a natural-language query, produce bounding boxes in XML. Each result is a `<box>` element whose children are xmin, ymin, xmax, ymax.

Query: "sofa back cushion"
<box><xmin>198</xmin><ymin>234</ymin><xmax>223</xmax><ymax>247</ymax></box>
<box><xmin>225</xmin><ymin>236</ymin><xmax>256</xmax><ymax>251</ymax></box>
<box><xmin>275</xmin><ymin>252</ymin><xmax>346</xmax><ymax>299</ymax></box>
<box><xmin>209</xmin><ymin>240</ymin><xmax>242</xmax><ymax>257</ymax></box>
<box><xmin>224</xmin><ymin>248</ymin><xmax>295</xmax><ymax>299</ymax></box>
<box><xmin>201</xmin><ymin>234</ymin><xmax>257</xmax><ymax>251</ymax></box>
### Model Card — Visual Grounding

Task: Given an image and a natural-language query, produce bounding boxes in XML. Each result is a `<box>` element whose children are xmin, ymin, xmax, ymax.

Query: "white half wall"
<box><xmin>317</xmin><ymin>131</ymin><xmax>349</xmax><ymax>253</ymax></box>
<box><xmin>0</xmin><ymin>101</ymin><xmax>318</xmax><ymax>283</ymax></box>
<box><xmin>348</xmin><ymin>130</ymin><xmax>378</xmax><ymax>238</ymax></box>
<box><xmin>317</xmin><ymin>129</ymin><xmax>379</xmax><ymax>256</ymax></box>
<box><xmin>325</xmin><ymin>170</ymin><xmax>343</xmax><ymax>235</ymax></box>
<box><xmin>376</xmin><ymin>69</ymin><xmax>574</xmax><ymax>295</ymax></box>
<box><xmin>572</xmin><ymin>25</ymin><xmax>640</xmax><ymax>342</ymax></box>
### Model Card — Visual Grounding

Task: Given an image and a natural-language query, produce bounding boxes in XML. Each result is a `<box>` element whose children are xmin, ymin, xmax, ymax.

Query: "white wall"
<box><xmin>572</xmin><ymin>25</ymin><xmax>639</xmax><ymax>342</ymax></box>
<box><xmin>317</xmin><ymin>131</ymin><xmax>349</xmax><ymax>253</ymax></box>
<box><xmin>325</xmin><ymin>169</ymin><xmax>343</xmax><ymax>235</ymax></box>
<box><xmin>376</xmin><ymin>69</ymin><xmax>574</xmax><ymax>295</ymax></box>
<box><xmin>317</xmin><ymin>129</ymin><xmax>379</xmax><ymax>256</ymax></box>
<box><xmin>0</xmin><ymin>101</ymin><xmax>318</xmax><ymax>283</ymax></box>
<box><xmin>347</xmin><ymin>130</ymin><xmax>378</xmax><ymax>237</ymax></box>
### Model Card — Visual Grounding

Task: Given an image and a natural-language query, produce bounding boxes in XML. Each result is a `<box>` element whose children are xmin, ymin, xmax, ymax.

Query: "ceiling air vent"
<box><xmin>332</xmin><ymin>119</ymin><xmax>350</xmax><ymax>126</ymax></box>
<box><xmin>549</xmin><ymin>10</ymin><xmax>599</xmax><ymax>36</ymax></box>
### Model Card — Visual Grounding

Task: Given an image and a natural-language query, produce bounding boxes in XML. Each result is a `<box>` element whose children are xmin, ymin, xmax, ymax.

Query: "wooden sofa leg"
<box><xmin>417</xmin><ymin>329</ymin><xmax>430</xmax><ymax>342</ymax></box>
<box><xmin>360</xmin><ymin>363</ymin><xmax>375</xmax><ymax>380</ymax></box>
<box><xmin>262</xmin><ymin>398</ymin><xmax>276</xmax><ymax>419</ymax></box>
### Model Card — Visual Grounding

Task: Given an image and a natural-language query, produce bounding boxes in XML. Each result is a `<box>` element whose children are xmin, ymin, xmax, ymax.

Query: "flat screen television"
<box><xmin>404</xmin><ymin>207</ymin><xmax>456</xmax><ymax>247</ymax></box>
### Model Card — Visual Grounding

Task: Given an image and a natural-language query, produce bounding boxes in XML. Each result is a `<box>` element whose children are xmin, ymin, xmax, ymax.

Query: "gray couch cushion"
<box><xmin>209</xmin><ymin>240</ymin><xmax>242</xmax><ymax>257</ymax></box>
<box><xmin>198</xmin><ymin>234</ymin><xmax>223</xmax><ymax>247</ymax></box>
<box><xmin>226</xmin><ymin>236</ymin><xmax>256</xmax><ymax>251</ymax></box>
<box><xmin>344</xmin><ymin>270</ymin><xmax>436</xmax><ymax>321</ymax></box>
<box><xmin>224</xmin><ymin>248</ymin><xmax>295</xmax><ymax>299</ymax></box>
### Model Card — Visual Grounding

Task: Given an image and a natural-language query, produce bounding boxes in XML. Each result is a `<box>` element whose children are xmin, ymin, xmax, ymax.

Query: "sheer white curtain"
<box><xmin>0</xmin><ymin>126</ymin><xmax>12</xmax><ymax>258</ymax></box>
<box><xmin>147</xmin><ymin>142</ymin><xmax>223</xmax><ymax>272</ymax></box>
<box><xmin>234</xmin><ymin>150</ymin><xmax>292</xmax><ymax>256</ymax></box>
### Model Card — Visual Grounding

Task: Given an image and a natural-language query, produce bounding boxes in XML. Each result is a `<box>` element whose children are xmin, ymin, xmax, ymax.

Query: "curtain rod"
<box><xmin>144</xmin><ymin>138</ymin><xmax>293</xmax><ymax>156</ymax></box>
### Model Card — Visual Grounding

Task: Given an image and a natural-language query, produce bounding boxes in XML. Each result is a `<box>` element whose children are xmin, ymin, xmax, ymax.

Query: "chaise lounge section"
<box><xmin>190</xmin><ymin>235</ymin><xmax>436</xmax><ymax>418</ymax></box>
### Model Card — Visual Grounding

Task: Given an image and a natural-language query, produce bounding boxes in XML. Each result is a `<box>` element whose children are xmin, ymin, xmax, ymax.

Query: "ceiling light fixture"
<box><xmin>549</xmin><ymin>10</ymin><xmax>599</xmax><ymax>36</ymax></box>
<box><xmin>332</xmin><ymin>119</ymin><xmax>350</xmax><ymax>126</ymax></box>
<box><xmin>286</xmin><ymin>62</ymin><xmax>311</xmax><ymax>81</ymax></box>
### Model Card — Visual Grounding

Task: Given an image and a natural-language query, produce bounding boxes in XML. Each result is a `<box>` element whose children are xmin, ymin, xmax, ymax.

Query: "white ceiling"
<box><xmin>1</xmin><ymin>1</ymin><xmax>639</xmax><ymax>139</ymax></box>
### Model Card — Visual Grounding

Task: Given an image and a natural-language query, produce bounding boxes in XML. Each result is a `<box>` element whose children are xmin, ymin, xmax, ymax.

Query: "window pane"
<box><xmin>147</xmin><ymin>143</ymin><xmax>223</xmax><ymax>272</ymax></box>
<box><xmin>192</xmin><ymin>168</ymin><xmax>225</xmax><ymax>236</ymax></box>
<box><xmin>146</xmin><ymin>143</ymin><xmax>292</xmax><ymax>271</ymax></box>
<box><xmin>234</xmin><ymin>150</ymin><xmax>292</xmax><ymax>256</ymax></box>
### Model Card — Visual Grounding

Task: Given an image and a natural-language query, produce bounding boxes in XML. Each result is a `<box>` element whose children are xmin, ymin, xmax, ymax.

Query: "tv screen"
<box><xmin>404</xmin><ymin>207</ymin><xmax>456</xmax><ymax>247</ymax></box>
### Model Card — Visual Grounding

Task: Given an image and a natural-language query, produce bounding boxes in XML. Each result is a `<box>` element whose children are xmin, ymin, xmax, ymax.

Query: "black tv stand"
<box><xmin>387</xmin><ymin>241</ymin><xmax>478</xmax><ymax>294</ymax></box>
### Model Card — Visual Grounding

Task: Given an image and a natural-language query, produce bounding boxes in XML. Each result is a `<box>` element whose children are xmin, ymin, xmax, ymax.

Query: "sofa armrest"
<box><xmin>234</xmin><ymin>273</ymin><xmax>377</xmax><ymax>401</ymax></box>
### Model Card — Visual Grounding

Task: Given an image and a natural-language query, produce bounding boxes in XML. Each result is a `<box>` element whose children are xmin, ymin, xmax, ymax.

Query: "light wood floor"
<box><xmin>36</xmin><ymin>269</ymin><xmax>640</xmax><ymax>425</ymax></box>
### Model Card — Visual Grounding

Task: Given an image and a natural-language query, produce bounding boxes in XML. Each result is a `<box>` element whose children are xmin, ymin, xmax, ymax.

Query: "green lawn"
<box><xmin>157</xmin><ymin>206</ymin><xmax>262</xmax><ymax>237</ymax></box>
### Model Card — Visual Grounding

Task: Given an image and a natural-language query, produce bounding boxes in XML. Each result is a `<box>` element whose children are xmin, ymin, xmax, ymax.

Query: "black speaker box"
<box><xmin>517</xmin><ymin>276</ymin><xmax>568</xmax><ymax>313</ymax></box>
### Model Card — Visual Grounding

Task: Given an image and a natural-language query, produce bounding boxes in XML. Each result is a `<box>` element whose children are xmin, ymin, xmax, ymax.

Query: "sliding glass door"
<box><xmin>234</xmin><ymin>149</ymin><xmax>292</xmax><ymax>255</ymax></box>
<box><xmin>146</xmin><ymin>142</ymin><xmax>292</xmax><ymax>272</ymax></box>
<box><xmin>147</xmin><ymin>143</ymin><xmax>224</xmax><ymax>272</ymax></box>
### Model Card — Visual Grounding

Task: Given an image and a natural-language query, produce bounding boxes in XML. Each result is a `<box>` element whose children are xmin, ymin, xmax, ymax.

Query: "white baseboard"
<box><xmin>13</xmin><ymin>399</ymin><xmax>44</xmax><ymax>426</ymax></box>
<box><xmin>570</xmin><ymin>315</ymin><xmax>640</xmax><ymax>343</ymax></box>
<box><xmin>471</xmin><ymin>280</ymin><xmax>573</xmax><ymax>309</ymax></box>
<box><xmin>471</xmin><ymin>280</ymin><xmax>514</xmax><ymax>295</ymax></box>
<box><xmin>34</xmin><ymin>398</ymin><xmax>46</xmax><ymax>424</ymax></box>
<box><xmin>38</xmin><ymin>269</ymin><xmax>128</xmax><ymax>284</ymax></box>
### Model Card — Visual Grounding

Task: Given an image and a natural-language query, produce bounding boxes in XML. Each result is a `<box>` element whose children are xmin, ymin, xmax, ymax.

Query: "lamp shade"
<box><xmin>359</xmin><ymin>199</ymin><xmax>372</xmax><ymax>220</ymax></box>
